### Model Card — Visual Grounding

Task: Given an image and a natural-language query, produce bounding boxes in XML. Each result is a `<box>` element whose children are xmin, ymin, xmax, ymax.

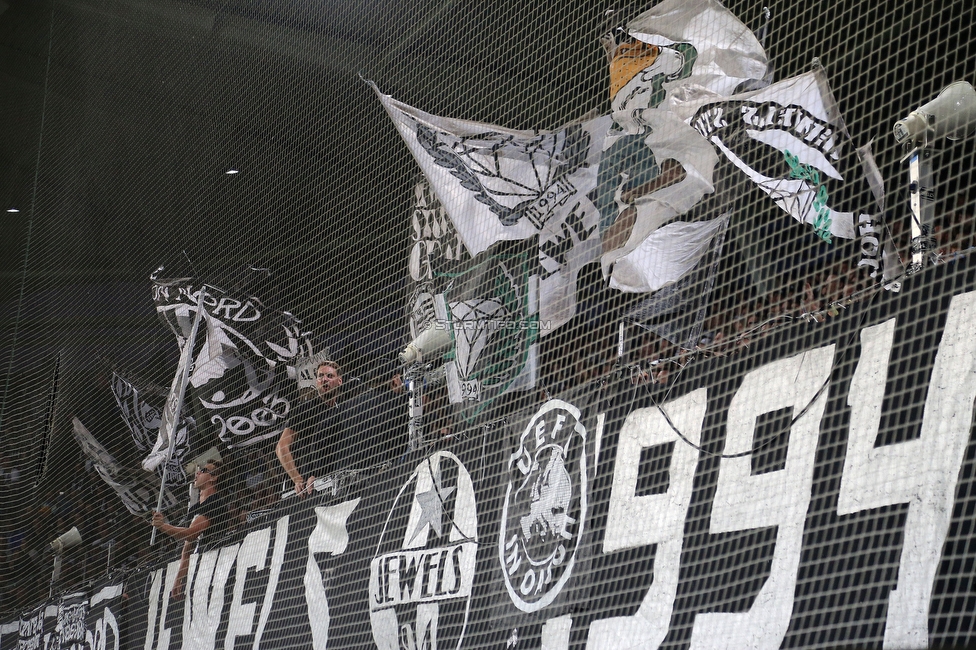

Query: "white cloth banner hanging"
<box><xmin>606</xmin><ymin>0</ymin><xmax>769</xmax><ymax>131</ymax></box>
<box><xmin>674</xmin><ymin>69</ymin><xmax>866</xmax><ymax>242</ymax></box>
<box><xmin>375</xmin><ymin>83</ymin><xmax>609</xmax><ymax>333</ymax></box>
<box><xmin>610</xmin><ymin>213</ymin><xmax>729</xmax><ymax>293</ymax></box>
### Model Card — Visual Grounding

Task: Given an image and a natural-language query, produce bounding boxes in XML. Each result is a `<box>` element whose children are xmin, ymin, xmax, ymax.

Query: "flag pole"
<box><xmin>151</xmin><ymin>286</ymin><xmax>208</xmax><ymax>545</ymax></box>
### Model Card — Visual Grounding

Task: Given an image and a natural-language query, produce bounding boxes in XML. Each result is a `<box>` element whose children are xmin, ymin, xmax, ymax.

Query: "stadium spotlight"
<box><xmin>399</xmin><ymin>326</ymin><xmax>452</xmax><ymax>450</ymax></box>
<box><xmin>893</xmin><ymin>81</ymin><xmax>976</xmax><ymax>147</ymax></box>
<box><xmin>398</xmin><ymin>326</ymin><xmax>452</xmax><ymax>366</ymax></box>
<box><xmin>893</xmin><ymin>81</ymin><xmax>976</xmax><ymax>274</ymax></box>
<box><xmin>50</xmin><ymin>526</ymin><xmax>83</xmax><ymax>554</ymax></box>
<box><xmin>49</xmin><ymin>526</ymin><xmax>83</xmax><ymax>596</ymax></box>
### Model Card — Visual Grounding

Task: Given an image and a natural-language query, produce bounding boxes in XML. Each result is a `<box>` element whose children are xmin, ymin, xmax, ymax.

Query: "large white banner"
<box><xmin>376</xmin><ymin>84</ymin><xmax>607</xmax><ymax>333</ymax></box>
<box><xmin>675</xmin><ymin>69</ymin><xmax>870</xmax><ymax>242</ymax></box>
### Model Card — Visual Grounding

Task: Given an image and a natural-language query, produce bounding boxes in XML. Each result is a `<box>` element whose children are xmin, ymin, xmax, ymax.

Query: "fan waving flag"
<box><xmin>374</xmin><ymin>82</ymin><xmax>607</xmax><ymax>333</ymax></box>
<box><xmin>152</xmin><ymin>273</ymin><xmax>315</xmax><ymax>450</ymax></box>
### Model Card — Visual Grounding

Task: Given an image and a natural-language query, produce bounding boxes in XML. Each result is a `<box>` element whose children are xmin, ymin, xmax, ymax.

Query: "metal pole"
<box><xmin>151</xmin><ymin>286</ymin><xmax>207</xmax><ymax>545</ymax></box>
<box><xmin>50</xmin><ymin>555</ymin><xmax>62</xmax><ymax>598</ymax></box>
<box><xmin>907</xmin><ymin>147</ymin><xmax>936</xmax><ymax>274</ymax></box>
<box><xmin>406</xmin><ymin>369</ymin><xmax>424</xmax><ymax>451</ymax></box>
<box><xmin>617</xmin><ymin>321</ymin><xmax>625</xmax><ymax>362</ymax></box>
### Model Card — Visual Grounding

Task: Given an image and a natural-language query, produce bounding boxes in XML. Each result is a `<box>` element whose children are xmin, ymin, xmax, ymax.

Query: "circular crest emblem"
<box><xmin>499</xmin><ymin>400</ymin><xmax>587</xmax><ymax>612</ymax></box>
<box><xmin>369</xmin><ymin>451</ymin><xmax>478</xmax><ymax>650</ymax></box>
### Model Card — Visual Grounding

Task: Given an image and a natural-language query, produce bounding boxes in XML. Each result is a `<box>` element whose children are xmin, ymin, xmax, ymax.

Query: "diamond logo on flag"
<box><xmin>415</xmin><ymin>122</ymin><xmax>592</xmax><ymax>231</ymax></box>
<box><xmin>441</xmin><ymin>246</ymin><xmax>539</xmax><ymax>421</ymax></box>
<box><xmin>376</xmin><ymin>83</ymin><xmax>607</xmax><ymax>333</ymax></box>
<box><xmin>450</xmin><ymin>298</ymin><xmax>507</xmax><ymax>379</ymax></box>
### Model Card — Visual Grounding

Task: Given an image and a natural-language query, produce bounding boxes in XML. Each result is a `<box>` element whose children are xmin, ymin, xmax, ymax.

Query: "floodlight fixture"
<box><xmin>50</xmin><ymin>526</ymin><xmax>82</xmax><ymax>554</ymax></box>
<box><xmin>49</xmin><ymin>526</ymin><xmax>83</xmax><ymax>597</ymax></box>
<box><xmin>893</xmin><ymin>81</ymin><xmax>976</xmax><ymax>148</ymax></box>
<box><xmin>398</xmin><ymin>326</ymin><xmax>452</xmax><ymax>366</ymax></box>
<box><xmin>893</xmin><ymin>81</ymin><xmax>976</xmax><ymax>274</ymax></box>
<box><xmin>398</xmin><ymin>324</ymin><xmax>453</xmax><ymax>450</ymax></box>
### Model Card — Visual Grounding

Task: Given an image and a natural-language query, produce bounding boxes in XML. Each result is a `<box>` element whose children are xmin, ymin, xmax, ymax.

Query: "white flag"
<box><xmin>596</xmin><ymin>0</ymin><xmax>765</xmax><ymax>293</ymax></box>
<box><xmin>595</xmin><ymin>109</ymin><xmax>720</xmax><ymax>292</ymax></box>
<box><xmin>375</xmin><ymin>83</ymin><xmax>608</xmax><ymax>333</ymax></box>
<box><xmin>610</xmin><ymin>214</ymin><xmax>729</xmax><ymax>293</ymax></box>
<box><xmin>676</xmin><ymin>68</ymin><xmax>866</xmax><ymax>241</ymax></box>
<box><xmin>72</xmin><ymin>418</ymin><xmax>181</xmax><ymax>516</ymax></box>
<box><xmin>606</xmin><ymin>0</ymin><xmax>768</xmax><ymax>131</ymax></box>
<box><xmin>623</xmin><ymin>213</ymin><xmax>729</xmax><ymax>348</ymax></box>
<box><xmin>143</xmin><ymin>306</ymin><xmax>198</xmax><ymax>472</ymax></box>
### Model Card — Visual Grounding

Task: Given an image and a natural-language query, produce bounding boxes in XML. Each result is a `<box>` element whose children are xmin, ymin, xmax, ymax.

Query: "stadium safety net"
<box><xmin>0</xmin><ymin>0</ymin><xmax>975</xmax><ymax>648</ymax></box>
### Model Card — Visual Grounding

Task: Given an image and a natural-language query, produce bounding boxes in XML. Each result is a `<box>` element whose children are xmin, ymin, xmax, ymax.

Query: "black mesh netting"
<box><xmin>1</xmin><ymin>0</ymin><xmax>975</xmax><ymax>648</ymax></box>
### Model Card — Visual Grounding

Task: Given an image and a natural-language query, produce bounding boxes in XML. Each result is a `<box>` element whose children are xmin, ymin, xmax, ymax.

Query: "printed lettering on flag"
<box><xmin>152</xmin><ymin>273</ymin><xmax>316</xmax><ymax>450</ymax></box>
<box><xmin>679</xmin><ymin>69</ymin><xmax>872</xmax><ymax>243</ymax></box>
<box><xmin>376</xmin><ymin>83</ymin><xmax>607</xmax><ymax>333</ymax></box>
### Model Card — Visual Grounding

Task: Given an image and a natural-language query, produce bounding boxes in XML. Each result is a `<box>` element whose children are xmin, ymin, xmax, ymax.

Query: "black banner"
<box><xmin>22</xmin><ymin>259</ymin><xmax>976</xmax><ymax>649</ymax></box>
<box><xmin>19</xmin><ymin>604</ymin><xmax>57</xmax><ymax>650</ymax></box>
<box><xmin>0</xmin><ymin>620</ymin><xmax>19</xmax><ymax>650</ymax></box>
<box><xmin>85</xmin><ymin>583</ymin><xmax>125</xmax><ymax>650</ymax></box>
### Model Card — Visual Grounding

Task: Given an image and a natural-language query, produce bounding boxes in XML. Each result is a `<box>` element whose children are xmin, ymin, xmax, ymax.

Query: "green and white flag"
<box><xmin>595</xmin><ymin>0</ymin><xmax>765</xmax><ymax>292</ymax></box>
<box><xmin>433</xmin><ymin>240</ymin><xmax>540</xmax><ymax>423</ymax></box>
<box><xmin>675</xmin><ymin>68</ymin><xmax>873</xmax><ymax>243</ymax></box>
<box><xmin>605</xmin><ymin>0</ymin><xmax>769</xmax><ymax>127</ymax></box>
<box><xmin>376</xmin><ymin>82</ymin><xmax>606</xmax><ymax>334</ymax></box>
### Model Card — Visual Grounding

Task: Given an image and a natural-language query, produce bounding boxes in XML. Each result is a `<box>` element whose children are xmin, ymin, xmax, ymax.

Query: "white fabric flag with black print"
<box><xmin>111</xmin><ymin>371</ymin><xmax>190</xmax><ymax>485</ymax></box>
<box><xmin>673</xmin><ymin>68</ymin><xmax>871</xmax><ymax>243</ymax></box>
<box><xmin>595</xmin><ymin>109</ymin><xmax>721</xmax><ymax>293</ymax></box>
<box><xmin>594</xmin><ymin>0</ymin><xmax>764</xmax><ymax>292</ymax></box>
<box><xmin>71</xmin><ymin>418</ymin><xmax>181</xmax><ymax>516</ymax></box>
<box><xmin>375</xmin><ymin>83</ymin><xmax>607</xmax><ymax>334</ymax></box>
